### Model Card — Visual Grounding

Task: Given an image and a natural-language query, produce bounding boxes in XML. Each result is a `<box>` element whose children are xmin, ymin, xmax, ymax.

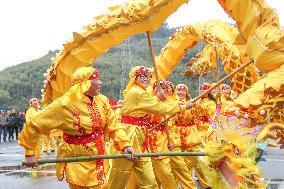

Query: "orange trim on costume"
<box><xmin>195</xmin><ymin>115</ymin><xmax>209</xmax><ymax>123</ymax></box>
<box><xmin>86</xmin><ymin>100</ymin><xmax>105</xmax><ymax>185</ymax></box>
<box><xmin>175</xmin><ymin>120</ymin><xmax>195</xmax><ymax>127</ymax></box>
<box><xmin>121</xmin><ymin>115</ymin><xmax>152</xmax><ymax>152</ymax></box>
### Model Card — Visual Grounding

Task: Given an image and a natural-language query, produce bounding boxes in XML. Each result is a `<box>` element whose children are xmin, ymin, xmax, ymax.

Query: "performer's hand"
<box><xmin>167</xmin><ymin>143</ymin><xmax>175</xmax><ymax>151</ymax></box>
<box><xmin>178</xmin><ymin>101</ymin><xmax>185</xmax><ymax>105</ymax></box>
<box><xmin>23</xmin><ymin>155</ymin><xmax>37</xmax><ymax>168</ymax></box>
<box><xmin>185</xmin><ymin>101</ymin><xmax>196</xmax><ymax>109</ymax></box>
<box><xmin>215</xmin><ymin>92</ymin><xmax>221</xmax><ymax>98</ymax></box>
<box><xmin>123</xmin><ymin>146</ymin><xmax>137</xmax><ymax>161</ymax></box>
<box><xmin>156</xmin><ymin>91</ymin><xmax>166</xmax><ymax>102</ymax></box>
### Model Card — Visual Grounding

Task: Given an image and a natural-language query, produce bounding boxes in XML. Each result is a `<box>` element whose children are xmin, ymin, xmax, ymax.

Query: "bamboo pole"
<box><xmin>24</xmin><ymin>152</ymin><xmax>208</xmax><ymax>165</ymax></box>
<box><xmin>149</xmin><ymin>59</ymin><xmax>254</xmax><ymax>131</ymax></box>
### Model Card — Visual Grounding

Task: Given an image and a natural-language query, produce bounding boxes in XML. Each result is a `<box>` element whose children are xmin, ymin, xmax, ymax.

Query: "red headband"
<box><xmin>166</xmin><ymin>81</ymin><xmax>174</xmax><ymax>89</ymax></box>
<box><xmin>153</xmin><ymin>80</ymin><xmax>167</xmax><ymax>89</ymax></box>
<box><xmin>177</xmin><ymin>85</ymin><xmax>188</xmax><ymax>92</ymax></box>
<box><xmin>88</xmin><ymin>70</ymin><xmax>100</xmax><ymax>80</ymax></box>
<box><xmin>200</xmin><ymin>83</ymin><xmax>211</xmax><ymax>90</ymax></box>
<box><xmin>30</xmin><ymin>98</ymin><xmax>39</xmax><ymax>104</ymax></box>
<box><xmin>222</xmin><ymin>84</ymin><xmax>230</xmax><ymax>90</ymax></box>
<box><xmin>135</xmin><ymin>67</ymin><xmax>151</xmax><ymax>77</ymax></box>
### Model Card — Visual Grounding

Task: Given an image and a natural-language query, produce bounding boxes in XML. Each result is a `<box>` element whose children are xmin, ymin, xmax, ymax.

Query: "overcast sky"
<box><xmin>0</xmin><ymin>0</ymin><xmax>283</xmax><ymax>71</ymax></box>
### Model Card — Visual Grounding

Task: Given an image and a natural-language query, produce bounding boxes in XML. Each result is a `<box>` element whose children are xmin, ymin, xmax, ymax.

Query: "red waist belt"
<box><xmin>63</xmin><ymin>130</ymin><xmax>103</xmax><ymax>145</ymax></box>
<box><xmin>149</xmin><ymin>124</ymin><xmax>166</xmax><ymax>132</ymax></box>
<box><xmin>121</xmin><ymin>115</ymin><xmax>151</xmax><ymax>127</ymax></box>
<box><xmin>121</xmin><ymin>115</ymin><xmax>154</xmax><ymax>152</ymax></box>
<box><xmin>195</xmin><ymin>116</ymin><xmax>209</xmax><ymax>123</ymax></box>
<box><xmin>63</xmin><ymin>130</ymin><xmax>105</xmax><ymax>184</ymax></box>
<box><xmin>176</xmin><ymin>120</ymin><xmax>195</xmax><ymax>127</ymax></box>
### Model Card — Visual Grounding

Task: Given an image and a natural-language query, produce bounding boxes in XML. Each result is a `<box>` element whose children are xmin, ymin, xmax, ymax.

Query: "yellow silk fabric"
<box><xmin>19</xmin><ymin>83</ymin><xmax>130</xmax><ymax>187</ymax></box>
<box><xmin>151</xmin><ymin>158</ymin><xmax>178</xmax><ymax>189</ymax></box>
<box><xmin>169</xmin><ymin>148</ymin><xmax>197</xmax><ymax>189</ymax></box>
<box><xmin>171</xmin><ymin>110</ymin><xmax>201</xmax><ymax>148</ymax></box>
<box><xmin>20</xmin><ymin>107</ymin><xmax>40</xmax><ymax>155</ymax></box>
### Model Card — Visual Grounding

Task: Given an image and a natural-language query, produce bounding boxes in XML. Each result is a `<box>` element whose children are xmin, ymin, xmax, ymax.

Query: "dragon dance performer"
<box><xmin>24</xmin><ymin>98</ymin><xmax>43</xmax><ymax>160</ymax></box>
<box><xmin>146</xmin><ymin>80</ymin><xmax>178</xmax><ymax>189</ymax></box>
<box><xmin>172</xmin><ymin>84</ymin><xmax>210</xmax><ymax>189</ymax></box>
<box><xmin>19</xmin><ymin>67</ymin><xmax>134</xmax><ymax>189</ymax></box>
<box><xmin>42</xmin><ymin>132</ymin><xmax>56</xmax><ymax>154</ymax></box>
<box><xmin>194</xmin><ymin>83</ymin><xmax>217</xmax><ymax>141</ymax></box>
<box><xmin>166</xmin><ymin>82</ymin><xmax>198</xmax><ymax>189</ymax></box>
<box><xmin>220</xmin><ymin>84</ymin><xmax>238</xmax><ymax>111</ymax></box>
<box><xmin>124</xmin><ymin>80</ymin><xmax>178</xmax><ymax>189</ymax></box>
<box><xmin>188</xmin><ymin>83</ymin><xmax>218</xmax><ymax>189</ymax></box>
<box><xmin>108</xmin><ymin>66</ymin><xmax>195</xmax><ymax>189</ymax></box>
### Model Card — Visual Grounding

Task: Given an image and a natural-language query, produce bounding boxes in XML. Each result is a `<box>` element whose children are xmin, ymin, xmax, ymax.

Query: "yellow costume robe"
<box><xmin>19</xmin><ymin>83</ymin><xmax>130</xmax><ymax>188</ymax></box>
<box><xmin>146</xmin><ymin>97</ymin><xmax>178</xmax><ymax>189</ymax></box>
<box><xmin>187</xmin><ymin>96</ymin><xmax>217</xmax><ymax>188</ymax></box>
<box><xmin>166</xmin><ymin>95</ymin><xmax>197</xmax><ymax>189</ymax></box>
<box><xmin>24</xmin><ymin>107</ymin><xmax>43</xmax><ymax>159</ymax></box>
<box><xmin>108</xmin><ymin>84</ymin><xmax>186</xmax><ymax>189</ymax></box>
<box><xmin>194</xmin><ymin>97</ymin><xmax>217</xmax><ymax>140</ymax></box>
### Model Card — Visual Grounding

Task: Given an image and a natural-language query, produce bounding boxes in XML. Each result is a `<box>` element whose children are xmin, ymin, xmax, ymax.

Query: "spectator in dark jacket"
<box><xmin>0</xmin><ymin>111</ymin><xmax>9</xmax><ymax>142</ymax></box>
<box><xmin>17</xmin><ymin>112</ymin><xmax>25</xmax><ymax>133</ymax></box>
<box><xmin>8</xmin><ymin>109</ymin><xmax>19</xmax><ymax>141</ymax></box>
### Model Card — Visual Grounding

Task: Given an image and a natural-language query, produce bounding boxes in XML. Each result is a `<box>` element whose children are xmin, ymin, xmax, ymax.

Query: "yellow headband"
<box><xmin>71</xmin><ymin>67</ymin><xmax>97</xmax><ymax>86</ymax></box>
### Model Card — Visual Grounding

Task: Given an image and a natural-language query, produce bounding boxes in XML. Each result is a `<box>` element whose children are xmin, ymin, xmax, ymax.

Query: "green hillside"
<box><xmin>0</xmin><ymin>24</ymin><xmax>211</xmax><ymax>111</ymax></box>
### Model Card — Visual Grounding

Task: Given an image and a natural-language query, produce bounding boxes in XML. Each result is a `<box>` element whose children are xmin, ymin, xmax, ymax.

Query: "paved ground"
<box><xmin>0</xmin><ymin>141</ymin><xmax>283</xmax><ymax>189</ymax></box>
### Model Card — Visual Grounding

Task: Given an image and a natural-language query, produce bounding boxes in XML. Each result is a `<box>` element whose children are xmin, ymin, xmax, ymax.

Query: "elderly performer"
<box><xmin>108</xmin><ymin>66</ymin><xmax>195</xmax><ymax>189</ymax></box>
<box><xmin>19</xmin><ymin>67</ymin><xmax>134</xmax><ymax>189</ymax></box>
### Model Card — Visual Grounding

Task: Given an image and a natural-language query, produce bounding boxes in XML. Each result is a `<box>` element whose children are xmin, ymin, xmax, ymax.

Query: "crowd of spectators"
<box><xmin>0</xmin><ymin>109</ymin><xmax>25</xmax><ymax>143</ymax></box>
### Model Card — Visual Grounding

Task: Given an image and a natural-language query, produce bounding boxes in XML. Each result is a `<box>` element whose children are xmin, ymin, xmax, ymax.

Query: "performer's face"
<box><xmin>153</xmin><ymin>83</ymin><xmax>167</xmax><ymax>95</ymax></box>
<box><xmin>212</xmin><ymin>87</ymin><xmax>219</xmax><ymax>94</ymax></box>
<box><xmin>222</xmin><ymin>87</ymin><xmax>231</xmax><ymax>97</ymax></box>
<box><xmin>135</xmin><ymin>73</ymin><xmax>152</xmax><ymax>88</ymax></box>
<box><xmin>31</xmin><ymin>101</ymin><xmax>38</xmax><ymax>109</ymax></box>
<box><xmin>89</xmin><ymin>79</ymin><xmax>102</xmax><ymax>96</ymax></box>
<box><xmin>166</xmin><ymin>86</ymin><xmax>173</xmax><ymax>96</ymax></box>
<box><xmin>176</xmin><ymin>89</ymin><xmax>187</xmax><ymax>100</ymax></box>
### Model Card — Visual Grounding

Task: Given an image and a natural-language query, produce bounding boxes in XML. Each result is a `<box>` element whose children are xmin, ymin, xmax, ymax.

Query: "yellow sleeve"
<box><xmin>19</xmin><ymin>100</ymin><xmax>64</xmax><ymax>155</ymax></box>
<box><xmin>136</xmin><ymin>91</ymin><xmax>186</xmax><ymax>116</ymax></box>
<box><xmin>206</xmin><ymin>101</ymin><xmax>217</xmax><ymax>118</ymax></box>
<box><xmin>104</xmin><ymin>101</ymin><xmax>130</xmax><ymax>150</ymax></box>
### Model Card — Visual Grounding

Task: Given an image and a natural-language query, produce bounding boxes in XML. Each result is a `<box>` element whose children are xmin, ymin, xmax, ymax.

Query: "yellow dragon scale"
<box><xmin>155</xmin><ymin>20</ymin><xmax>260</xmax><ymax>94</ymax></box>
<box><xmin>43</xmin><ymin>0</ymin><xmax>188</xmax><ymax>105</ymax></box>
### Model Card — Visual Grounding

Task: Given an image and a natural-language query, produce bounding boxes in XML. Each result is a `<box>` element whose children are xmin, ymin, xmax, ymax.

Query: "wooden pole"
<box><xmin>23</xmin><ymin>152</ymin><xmax>208</xmax><ymax>165</ymax></box>
<box><xmin>149</xmin><ymin>59</ymin><xmax>254</xmax><ymax>131</ymax></box>
<box><xmin>111</xmin><ymin>105</ymin><xmax>122</xmax><ymax>109</ymax></box>
<box><xmin>214</xmin><ymin>47</ymin><xmax>222</xmax><ymax>102</ymax></box>
<box><xmin>146</xmin><ymin>31</ymin><xmax>161</xmax><ymax>91</ymax></box>
<box><xmin>146</xmin><ymin>31</ymin><xmax>172</xmax><ymax>148</ymax></box>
